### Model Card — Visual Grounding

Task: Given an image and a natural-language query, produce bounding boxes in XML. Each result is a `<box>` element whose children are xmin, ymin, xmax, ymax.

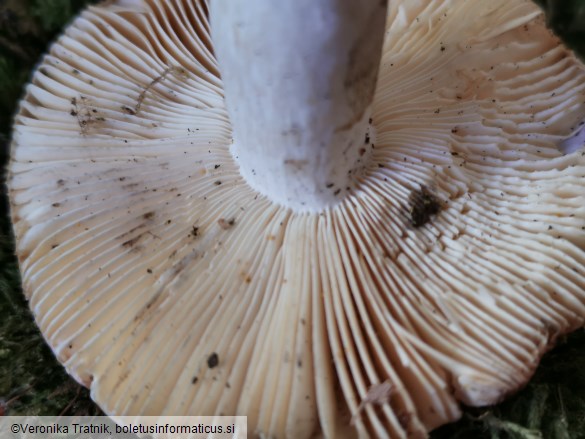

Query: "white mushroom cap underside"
<box><xmin>7</xmin><ymin>0</ymin><xmax>585</xmax><ymax>438</ymax></box>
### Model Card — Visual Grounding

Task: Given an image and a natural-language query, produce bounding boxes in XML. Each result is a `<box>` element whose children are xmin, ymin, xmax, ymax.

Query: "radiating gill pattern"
<box><xmin>8</xmin><ymin>0</ymin><xmax>585</xmax><ymax>438</ymax></box>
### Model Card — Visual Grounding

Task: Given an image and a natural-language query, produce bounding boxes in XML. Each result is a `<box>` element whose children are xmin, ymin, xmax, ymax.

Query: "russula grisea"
<box><xmin>7</xmin><ymin>0</ymin><xmax>585</xmax><ymax>437</ymax></box>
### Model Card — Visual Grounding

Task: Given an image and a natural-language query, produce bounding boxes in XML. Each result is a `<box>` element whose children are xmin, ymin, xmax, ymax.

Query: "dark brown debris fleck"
<box><xmin>408</xmin><ymin>185</ymin><xmax>442</xmax><ymax>228</ymax></box>
<box><xmin>218</xmin><ymin>218</ymin><xmax>235</xmax><ymax>230</ymax></box>
<box><xmin>121</xmin><ymin>105</ymin><xmax>136</xmax><ymax>115</ymax></box>
<box><xmin>122</xmin><ymin>235</ymin><xmax>142</xmax><ymax>248</ymax></box>
<box><xmin>207</xmin><ymin>353</ymin><xmax>219</xmax><ymax>369</ymax></box>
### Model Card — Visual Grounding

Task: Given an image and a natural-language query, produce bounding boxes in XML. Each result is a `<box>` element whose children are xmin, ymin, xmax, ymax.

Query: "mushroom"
<box><xmin>6</xmin><ymin>0</ymin><xmax>585</xmax><ymax>437</ymax></box>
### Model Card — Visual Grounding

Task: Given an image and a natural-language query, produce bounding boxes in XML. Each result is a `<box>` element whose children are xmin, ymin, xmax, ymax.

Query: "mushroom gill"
<box><xmin>7</xmin><ymin>0</ymin><xmax>585</xmax><ymax>438</ymax></box>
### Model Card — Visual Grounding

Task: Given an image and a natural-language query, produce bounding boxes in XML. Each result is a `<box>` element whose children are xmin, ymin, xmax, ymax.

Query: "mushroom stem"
<box><xmin>211</xmin><ymin>0</ymin><xmax>388</xmax><ymax>212</ymax></box>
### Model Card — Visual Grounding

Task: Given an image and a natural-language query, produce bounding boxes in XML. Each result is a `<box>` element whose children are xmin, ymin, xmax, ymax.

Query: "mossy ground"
<box><xmin>1</xmin><ymin>1</ymin><xmax>585</xmax><ymax>436</ymax></box>
<box><xmin>0</xmin><ymin>0</ymin><xmax>102</xmax><ymax>417</ymax></box>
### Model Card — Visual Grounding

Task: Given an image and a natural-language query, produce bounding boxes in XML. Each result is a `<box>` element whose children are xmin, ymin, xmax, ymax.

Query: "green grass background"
<box><xmin>1</xmin><ymin>1</ymin><xmax>585</xmax><ymax>437</ymax></box>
